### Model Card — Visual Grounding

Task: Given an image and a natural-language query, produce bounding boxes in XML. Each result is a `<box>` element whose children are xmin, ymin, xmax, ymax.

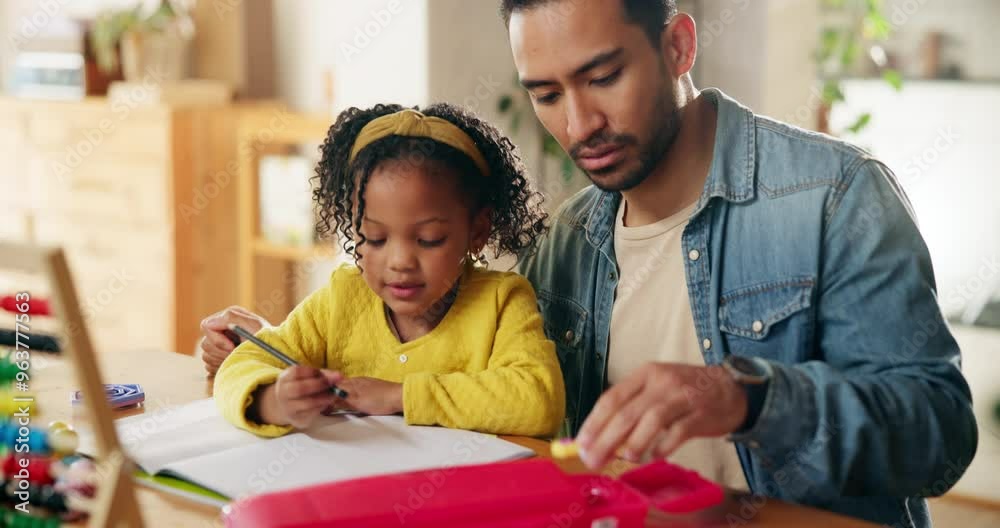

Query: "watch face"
<box><xmin>728</xmin><ymin>355</ymin><xmax>769</xmax><ymax>380</ymax></box>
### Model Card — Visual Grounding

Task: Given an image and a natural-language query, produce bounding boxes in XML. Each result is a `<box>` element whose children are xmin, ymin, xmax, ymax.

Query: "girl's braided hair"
<box><xmin>312</xmin><ymin>102</ymin><xmax>547</xmax><ymax>262</ymax></box>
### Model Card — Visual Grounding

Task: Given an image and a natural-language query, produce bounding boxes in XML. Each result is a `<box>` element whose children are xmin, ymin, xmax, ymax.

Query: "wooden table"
<box><xmin>29</xmin><ymin>350</ymin><xmax>876</xmax><ymax>527</ymax></box>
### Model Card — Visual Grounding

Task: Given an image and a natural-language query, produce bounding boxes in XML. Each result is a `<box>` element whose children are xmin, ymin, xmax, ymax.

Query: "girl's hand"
<box><xmin>335</xmin><ymin>377</ymin><xmax>404</xmax><ymax>416</ymax></box>
<box><xmin>257</xmin><ymin>366</ymin><xmax>344</xmax><ymax>429</ymax></box>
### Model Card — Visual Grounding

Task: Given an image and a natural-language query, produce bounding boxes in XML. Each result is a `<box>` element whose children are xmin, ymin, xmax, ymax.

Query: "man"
<box><xmin>200</xmin><ymin>1</ymin><xmax>977</xmax><ymax>525</ymax></box>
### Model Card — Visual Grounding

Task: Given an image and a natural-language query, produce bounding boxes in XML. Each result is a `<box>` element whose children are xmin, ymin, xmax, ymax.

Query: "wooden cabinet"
<box><xmin>0</xmin><ymin>97</ymin><xmax>266</xmax><ymax>355</ymax></box>
<box><xmin>235</xmin><ymin>111</ymin><xmax>346</xmax><ymax>325</ymax></box>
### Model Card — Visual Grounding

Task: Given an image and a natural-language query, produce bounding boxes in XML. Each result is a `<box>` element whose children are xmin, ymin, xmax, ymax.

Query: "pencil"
<box><xmin>228</xmin><ymin>324</ymin><xmax>349</xmax><ymax>399</ymax></box>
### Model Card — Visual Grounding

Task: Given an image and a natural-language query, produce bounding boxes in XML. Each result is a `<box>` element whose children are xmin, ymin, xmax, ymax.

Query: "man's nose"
<box><xmin>565</xmin><ymin>92</ymin><xmax>607</xmax><ymax>146</ymax></box>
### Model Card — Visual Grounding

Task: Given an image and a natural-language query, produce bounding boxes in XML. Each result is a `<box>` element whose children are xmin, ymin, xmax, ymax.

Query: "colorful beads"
<box><xmin>0</xmin><ymin>392</ymin><xmax>36</xmax><ymax>417</ymax></box>
<box><xmin>0</xmin><ymin>360</ymin><xmax>21</xmax><ymax>383</ymax></box>
<box><xmin>0</xmin><ymin>424</ymin><xmax>47</xmax><ymax>456</ymax></box>
<box><xmin>53</xmin><ymin>458</ymin><xmax>96</xmax><ymax>499</ymax></box>
<box><xmin>1</xmin><ymin>454</ymin><xmax>54</xmax><ymax>485</ymax></box>
<box><xmin>44</xmin><ymin>423</ymin><xmax>68</xmax><ymax>435</ymax></box>
<box><xmin>0</xmin><ymin>353</ymin><xmax>73</xmax><ymax>524</ymax></box>
<box><xmin>46</xmin><ymin>430</ymin><xmax>77</xmax><ymax>458</ymax></box>
<box><xmin>0</xmin><ymin>508</ymin><xmax>62</xmax><ymax>527</ymax></box>
<box><xmin>0</xmin><ymin>421</ymin><xmax>80</xmax><ymax>457</ymax></box>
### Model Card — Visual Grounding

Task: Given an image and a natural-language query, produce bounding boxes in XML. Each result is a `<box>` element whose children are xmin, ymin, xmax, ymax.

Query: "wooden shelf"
<box><xmin>236</xmin><ymin>109</ymin><xmax>334</xmax><ymax>312</ymax></box>
<box><xmin>252</xmin><ymin>239</ymin><xmax>338</xmax><ymax>261</ymax></box>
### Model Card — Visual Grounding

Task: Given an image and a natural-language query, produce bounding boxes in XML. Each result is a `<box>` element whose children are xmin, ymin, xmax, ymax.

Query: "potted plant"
<box><xmin>815</xmin><ymin>0</ymin><xmax>903</xmax><ymax>136</ymax></box>
<box><xmin>90</xmin><ymin>0</ymin><xmax>194</xmax><ymax>82</ymax></box>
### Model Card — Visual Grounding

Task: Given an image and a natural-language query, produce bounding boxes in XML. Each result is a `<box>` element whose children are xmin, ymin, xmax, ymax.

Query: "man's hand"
<box><xmin>575</xmin><ymin>362</ymin><xmax>748</xmax><ymax>470</ymax></box>
<box><xmin>335</xmin><ymin>377</ymin><xmax>404</xmax><ymax>416</ymax></box>
<box><xmin>199</xmin><ymin>306</ymin><xmax>271</xmax><ymax>376</ymax></box>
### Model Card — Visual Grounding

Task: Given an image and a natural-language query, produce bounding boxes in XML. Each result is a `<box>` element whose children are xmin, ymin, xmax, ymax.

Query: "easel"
<box><xmin>0</xmin><ymin>242</ymin><xmax>143</xmax><ymax>527</ymax></box>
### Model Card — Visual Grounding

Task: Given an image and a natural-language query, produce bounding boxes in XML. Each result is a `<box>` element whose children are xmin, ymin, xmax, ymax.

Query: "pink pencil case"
<box><xmin>223</xmin><ymin>458</ymin><xmax>723</xmax><ymax>527</ymax></box>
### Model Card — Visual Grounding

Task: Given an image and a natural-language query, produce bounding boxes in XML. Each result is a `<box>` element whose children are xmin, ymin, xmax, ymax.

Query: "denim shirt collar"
<box><xmin>580</xmin><ymin>87</ymin><xmax>757</xmax><ymax>245</ymax></box>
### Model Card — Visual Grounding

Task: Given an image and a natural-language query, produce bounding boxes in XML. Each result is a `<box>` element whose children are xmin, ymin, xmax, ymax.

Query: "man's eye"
<box><xmin>534</xmin><ymin>92</ymin><xmax>561</xmax><ymax>105</ymax></box>
<box><xmin>591</xmin><ymin>69</ymin><xmax>621</xmax><ymax>87</ymax></box>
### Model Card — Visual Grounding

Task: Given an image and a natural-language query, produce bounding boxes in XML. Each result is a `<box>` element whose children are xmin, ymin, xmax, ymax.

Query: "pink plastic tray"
<box><xmin>223</xmin><ymin>458</ymin><xmax>723</xmax><ymax>527</ymax></box>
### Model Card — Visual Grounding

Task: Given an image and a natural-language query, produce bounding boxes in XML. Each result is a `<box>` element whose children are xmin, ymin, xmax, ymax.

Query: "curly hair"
<box><xmin>312</xmin><ymin>102</ymin><xmax>548</xmax><ymax>264</ymax></box>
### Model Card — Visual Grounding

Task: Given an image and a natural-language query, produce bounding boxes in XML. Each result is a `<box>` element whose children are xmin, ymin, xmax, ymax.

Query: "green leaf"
<box><xmin>497</xmin><ymin>95</ymin><xmax>513</xmax><ymax>113</ymax></box>
<box><xmin>89</xmin><ymin>6</ymin><xmax>145</xmax><ymax>74</ymax></box>
<box><xmin>817</xmin><ymin>28</ymin><xmax>840</xmax><ymax>63</ymax></box>
<box><xmin>145</xmin><ymin>1</ymin><xmax>178</xmax><ymax>32</ymax></box>
<box><xmin>839</xmin><ymin>34</ymin><xmax>860</xmax><ymax>67</ymax></box>
<box><xmin>863</xmin><ymin>12</ymin><xmax>892</xmax><ymax>40</ymax></box>
<box><xmin>561</xmin><ymin>156</ymin><xmax>575</xmax><ymax>182</ymax></box>
<box><xmin>846</xmin><ymin>112</ymin><xmax>872</xmax><ymax>134</ymax></box>
<box><xmin>542</xmin><ymin>134</ymin><xmax>562</xmax><ymax>157</ymax></box>
<box><xmin>821</xmin><ymin>80</ymin><xmax>846</xmax><ymax>105</ymax></box>
<box><xmin>510</xmin><ymin>111</ymin><xmax>522</xmax><ymax>134</ymax></box>
<box><xmin>882</xmin><ymin>69</ymin><xmax>903</xmax><ymax>91</ymax></box>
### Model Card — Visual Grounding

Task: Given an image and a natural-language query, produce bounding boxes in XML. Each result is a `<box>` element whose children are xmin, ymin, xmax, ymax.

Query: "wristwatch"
<box><xmin>723</xmin><ymin>355</ymin><xmax>770</xmax><ymax>384</ymax></box>
<box><xmin>722</xmin><ymin>355</ymin><xmax>772</xmax><ymax>433</ymax></box>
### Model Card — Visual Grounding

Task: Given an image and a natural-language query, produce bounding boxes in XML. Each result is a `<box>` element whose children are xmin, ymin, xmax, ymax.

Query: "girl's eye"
<box><xmin>418</xmin><ymin>238</ymin><xmax>447</xmax><ymax>248</ymax></box>
<box><xmin>365</xmin><ymin>238</ymin><xmax>386</xmax><ymax>247</ymax></box>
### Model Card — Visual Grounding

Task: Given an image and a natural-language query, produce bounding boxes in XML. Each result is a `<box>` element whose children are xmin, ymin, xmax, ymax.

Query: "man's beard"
<box><xmin>570</xmin><ymin>94</ymin><xmax>682</xmax><ymax>192</ymax></box>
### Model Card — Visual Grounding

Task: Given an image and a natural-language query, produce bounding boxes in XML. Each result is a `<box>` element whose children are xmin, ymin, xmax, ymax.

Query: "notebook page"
<box><xmin>79</xmin><ymin>398</ymin><xmax>263</xmax><ymax>474</ymax></box>
<box><xmin>161</xmin><ymin>413</ymin><xmax>535</xmax><ymax>499</ymax></box>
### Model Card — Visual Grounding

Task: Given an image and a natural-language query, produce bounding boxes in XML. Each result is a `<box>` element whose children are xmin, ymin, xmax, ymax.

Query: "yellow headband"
<box><xmin>348</xmin><ymin>109</ymin><xmax>490</xmax><ymax>177</ymax></box>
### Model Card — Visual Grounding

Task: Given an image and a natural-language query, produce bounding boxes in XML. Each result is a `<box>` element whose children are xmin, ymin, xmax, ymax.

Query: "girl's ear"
<box><xmin>470</xmin><ymin>207</ymin><xmax>492</xmax><ymax>254</ymax></box>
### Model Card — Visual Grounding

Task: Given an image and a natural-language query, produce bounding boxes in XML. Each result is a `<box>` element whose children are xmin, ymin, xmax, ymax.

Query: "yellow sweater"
<box><xmin>214</xmin><ymin>264</ymin><xmax>565</xmax><ymax>438</ymax></box>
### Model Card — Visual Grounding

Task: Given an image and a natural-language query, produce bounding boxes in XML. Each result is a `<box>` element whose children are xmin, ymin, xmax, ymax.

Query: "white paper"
<box><xmin>96</xmin><ymin>398</ymin><xmax>534</xmax><ymax>500</ymax></box>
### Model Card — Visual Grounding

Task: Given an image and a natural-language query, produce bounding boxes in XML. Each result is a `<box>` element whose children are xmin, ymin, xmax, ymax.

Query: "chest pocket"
<box><xmin>536</xmin><ymin>290</ymin><xmax>587</xmax><ymax>424</ymax></box>
<box><xmin>718</xmin><ymin>277</ymin><xmax>815</xmax><ymax>361</ymax></box>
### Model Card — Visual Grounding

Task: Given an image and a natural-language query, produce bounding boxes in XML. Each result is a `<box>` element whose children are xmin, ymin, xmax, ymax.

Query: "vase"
<box><xmin>120</xmin><ymin>25</ymin><xmax>191</xmax><ymax>83</ymax></box>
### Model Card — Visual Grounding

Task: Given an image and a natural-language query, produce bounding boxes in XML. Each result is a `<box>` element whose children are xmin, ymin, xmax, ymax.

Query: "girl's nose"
<box><xmin>387</xmin><ymin>242</ymin><xmax>418</xmax><ymax>271</ymax></box>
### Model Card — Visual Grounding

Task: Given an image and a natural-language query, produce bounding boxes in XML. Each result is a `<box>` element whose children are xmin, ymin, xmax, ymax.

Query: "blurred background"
<box><xmin>0</xmin><ymin>1</ymin><xmax>997</xmax><ymax>524</ymax></box>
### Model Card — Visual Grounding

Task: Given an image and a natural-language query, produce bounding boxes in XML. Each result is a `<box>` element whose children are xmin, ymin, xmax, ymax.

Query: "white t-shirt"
<box><xmin>608</xmin><ymin>199</ymin><xmax>748</xmax><ymax>491</ymax></box>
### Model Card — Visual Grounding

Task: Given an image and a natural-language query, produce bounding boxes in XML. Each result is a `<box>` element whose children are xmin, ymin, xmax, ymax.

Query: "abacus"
<box><xmin>0</xmin><ymin>243</ymin><xmax>143</xmax><ymax>527</ymax></box>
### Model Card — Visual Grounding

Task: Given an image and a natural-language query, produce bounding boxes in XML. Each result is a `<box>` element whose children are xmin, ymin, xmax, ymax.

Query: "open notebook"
<box><xmin>78</xmin><ymin>398</ymin><xmax>535</xmax><ymax>506</ymax></box>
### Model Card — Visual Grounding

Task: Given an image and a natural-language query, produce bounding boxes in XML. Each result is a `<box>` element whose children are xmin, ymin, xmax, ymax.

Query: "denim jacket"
<box><xmin>518</xmin><ymin>89</ymin><xmax>977</xmax><ymax>528</ymax></box>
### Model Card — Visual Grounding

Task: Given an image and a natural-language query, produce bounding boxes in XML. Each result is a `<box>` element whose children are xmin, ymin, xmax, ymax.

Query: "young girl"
<box><xmin>214</xmin><ymin>103</ymin><xmax>565</xmax><ymax>438</ymax></box>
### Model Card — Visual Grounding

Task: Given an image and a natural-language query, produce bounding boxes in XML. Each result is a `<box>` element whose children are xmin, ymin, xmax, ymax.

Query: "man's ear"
<box><xmin>660</xmin><ymin>13</ymin><xmax>697</xmax><ymax>78</ymax></box>
<box><xmin>470</xmin><ymin>207</ymin><xmax>492</xmax><ymax>254</ymax></box>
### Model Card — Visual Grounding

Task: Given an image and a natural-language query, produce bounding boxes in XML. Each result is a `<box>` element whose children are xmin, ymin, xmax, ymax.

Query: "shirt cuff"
<box><xmin>727</xmin><ymin>360</ymin><xmax>817</xmax><ymax>460</ymax></box>
<box><xmin>234</xmin><ymin>369</ymin><xmax>294</xmax><ymax>438</ymax></box>
<box><xmin>401</xmin><ymin>372</ymin><xmax>436</xmax><ymax>426</ymax></box>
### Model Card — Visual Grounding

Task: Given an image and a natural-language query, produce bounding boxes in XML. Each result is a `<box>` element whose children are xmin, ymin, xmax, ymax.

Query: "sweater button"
<box><xmin>399</xmin><ymin>354</ymin><xmax>408</xmax><ymax>363</ymax></box>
